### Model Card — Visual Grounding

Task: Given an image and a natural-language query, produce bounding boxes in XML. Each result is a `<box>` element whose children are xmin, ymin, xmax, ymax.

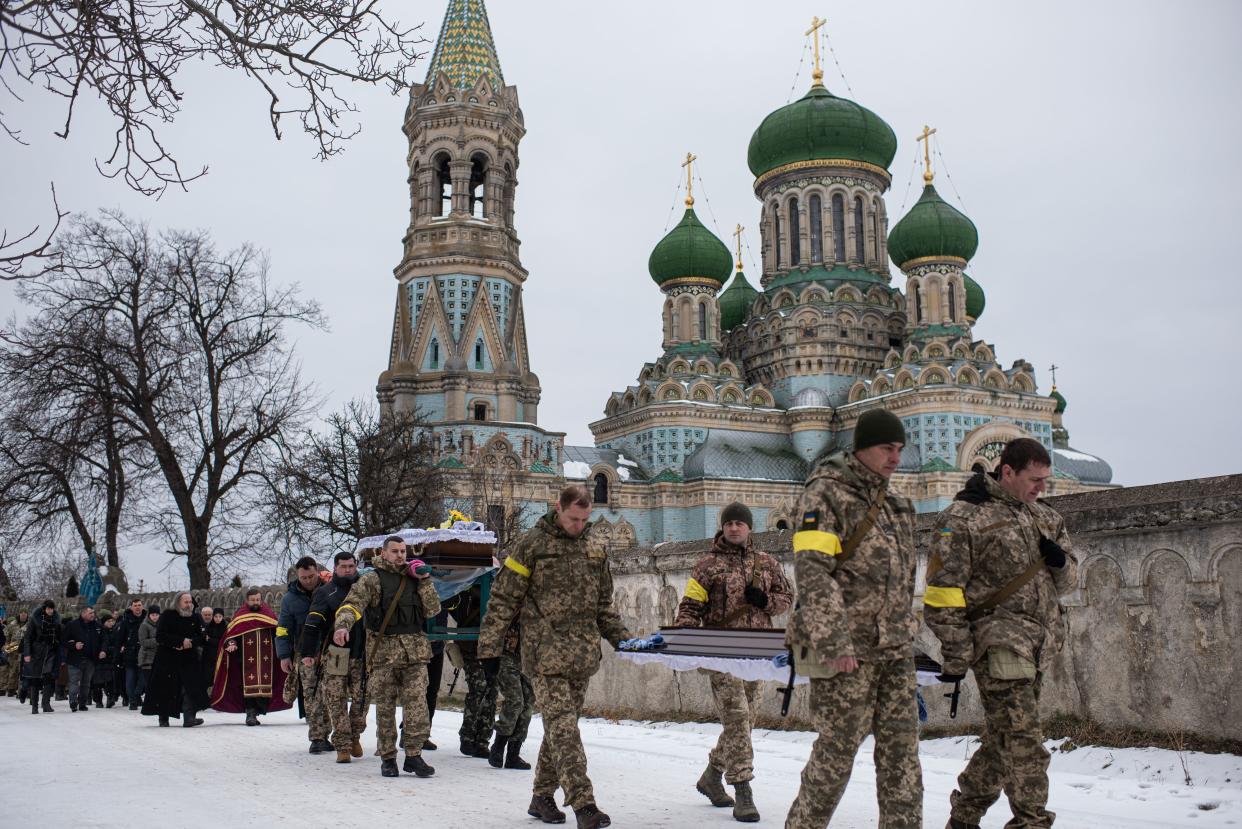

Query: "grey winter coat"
<box><xmin>137</xmin><ymin>618</ymin><xmax>159</xmax><ymax>669</ymax></box>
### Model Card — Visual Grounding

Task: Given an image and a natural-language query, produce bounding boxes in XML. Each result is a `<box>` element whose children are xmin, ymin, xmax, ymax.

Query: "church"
<box><xmin>376</xmin><ymin>0</ymin><xmax>1114</xmax><ymax>549</ymax></box>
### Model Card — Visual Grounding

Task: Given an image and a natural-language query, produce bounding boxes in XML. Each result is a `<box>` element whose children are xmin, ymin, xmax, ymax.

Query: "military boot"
<box><xmin>947</xmin><ymin>819</ymin><xmax>981</xmax><ymax>829</ymax></box>
<box><xmin>505</xmin><ymin>740</ymin><xmax>531</xmax><ymax>770</ymax></box>
<box><xmin>350</xmin><ymin>737</ymin><xmax>364</xmax><ymax>758</ymax></box>
<box><xmin>380</xmin><ymin>758</ymin><xmax>399</xmax><ymax>778</ymax></box>
<box><xmin>403</xmin><ymin>754</ymin><xmax>435</xmax><ymax>777</ymax></box>
<box><xmin>527</xmin><ymin>795</ymin><xmax>566</xmax><ymax>824</ymax></box>
<box><xmin>696</xmin><ymin>764</ymin><xmax>734</xmax><ymax>807</ymax></box>
<box><xmin>335</xmin><ymin>749</ymin><xmax>351</xmax><ymax>763</ymax></box>
<box><xmin>573</xmin><ymin>803</ymin><xmax>611</xmax><ymax>828</ymax></box>
<box><xmin>732</xmin><ymin>782</ymin><xmax>759</xmax><ymax>823</ymax></box>
<box><xmin>488</xmin><ymin>733</ymin><xmax>509</xmax><ymax>768</ymax></box>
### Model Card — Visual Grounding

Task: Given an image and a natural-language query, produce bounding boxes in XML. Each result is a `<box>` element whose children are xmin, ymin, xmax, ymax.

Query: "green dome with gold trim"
<box><xmin>888</xmin><ymin>183</ymin><xmax>979</xmax><ymax>270</ymax></box>
<box><xmin>718</xmin><ymin>270</ymin><xmax>759</xmax><ymax>331</ymax></box>
<box><xmin>649</xmin><ymin>208</ymin><xmax>733</xmax><ymax>289</ymax></box>
<box><xmin>963</xmin><ymin>273</ymin><xmax>985</xmax><ymax>321</ymax></box>
<box><xmin>747</xmin><ymin>85</ymin><xmax>897</xmax><ymax>179</ymax></box>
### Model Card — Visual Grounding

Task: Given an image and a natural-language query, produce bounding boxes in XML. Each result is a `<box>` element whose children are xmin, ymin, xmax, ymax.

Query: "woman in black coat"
<box><xmin>141</xmin><ymin>592</ymin><xmax>209</xmax><ymax>727</ymax></box>
<box><xmin>21</xmin><ymin>600</ymin><xmax>61</xmax><ymax>714</ymax></box>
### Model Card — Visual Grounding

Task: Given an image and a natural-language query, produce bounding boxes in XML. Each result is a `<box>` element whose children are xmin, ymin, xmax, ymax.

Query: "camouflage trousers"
<box><xmin>1</xmin><ymin>658</ymin><xmax>20</xmax><ymax>692</ymax></box>
<box><xmin>370</xmin><ymin>660</ymin><xmax>429</xmax><ymax>760</ymax></box>
<box><xmin>459</xmin><ymin>642</ymin><xmax>498</xmax><ymax>744</ymax></box>
<box><xmin>785</xmin><ymin>657</ymin><xmax>923</xmax><ymax>829</ymax></box>
<box><xmin>949</xmin><ymin>670</ymin><xmax>1052</xmax><ymax>828</ymax></box>
<box><xmin>705</xmin><ymin>670</ymin><xmax>761</xmax><ymax>784</ymax></box>
<box><xmin>296</xmin><ymin>659</ymin><xmax>330</xmax><ymax>741</ymax></box>
<box><xmin>531</xmin><ymin>673</ymin><xmax>594</xmax><ymax>810</ymax></box>
<box><xmin>320</xmin><ymin>659</ymin><xmax>367</xmax><ymax>752</ymax></box>
<box><xmin>495</xmin><ymin>652</ymin><xmax>534</xmax><ymax>744</ymax></box>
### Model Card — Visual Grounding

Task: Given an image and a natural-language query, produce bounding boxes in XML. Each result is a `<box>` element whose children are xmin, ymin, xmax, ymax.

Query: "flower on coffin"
<box><xmin>438</xmin><ymin>508</ymin><xmax>473</xmax><ymax>529</ymax></box>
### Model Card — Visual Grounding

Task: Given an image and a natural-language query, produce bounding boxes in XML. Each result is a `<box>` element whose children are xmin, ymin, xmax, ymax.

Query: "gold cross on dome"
<box><xmin>682</xmin><ymin>152</ymin><xmax>697</xmax><ymax>207</ymax></box>
<box><xmin>806</xmin><ymin>16</ymin><xmax>827</xmax><ymax>86</ymax></box>
<box><xmin>917</xmin><ymin>125</ymin><xmax>938</xmax><ymax>184</ymax></box>
<box><xmin>1049</xmin><ymin>363</ymin><xmax>1059</xmax><ymax>389</ymax></box>
<box><xmin>732</xmin><ymin>224</ymin><xmax>744</xmax><ymax>270</ymax></box>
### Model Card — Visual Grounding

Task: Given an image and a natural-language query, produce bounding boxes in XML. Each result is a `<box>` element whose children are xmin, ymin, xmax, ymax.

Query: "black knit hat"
<box><xmin>148</xmin><ymin>605</ymin><xmax>161</xmax><ymax>615</ymax></box>
<box><xmin>853</xmin><ymin>409</ymin><xmax>907</xmax><ymax>452</ymax></box>
<box><xmin>720</xmin><ymin>501</ymin><xmax>754</xmax><ymax>529</ymax></box>
<box><xmin>42</xmin><ymin>599</ymin><xmax>56</xmax><ymax>610</ymax></box>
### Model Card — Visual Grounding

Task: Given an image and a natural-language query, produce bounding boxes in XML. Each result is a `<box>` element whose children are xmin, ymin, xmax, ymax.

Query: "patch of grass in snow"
<box><xmin>1043</xmin><ymin>713</ymin><xmax>1242</xmax><ymax>757</ymax></box>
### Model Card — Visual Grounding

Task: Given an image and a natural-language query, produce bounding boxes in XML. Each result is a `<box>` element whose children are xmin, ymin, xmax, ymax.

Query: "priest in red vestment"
<box><xmin>210</xmin><ymin>588</ymin><xmax>291</xmax><ymax>725</ymax></box>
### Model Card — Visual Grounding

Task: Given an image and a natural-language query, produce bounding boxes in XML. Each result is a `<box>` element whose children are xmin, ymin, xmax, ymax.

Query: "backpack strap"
<box><xmin>966</xmin><ymin>558</ymin><xmax>1044</xmax><ymax>622</ymax></box>
<box><xmin>837</xmin><ymin>488</ymin><xmax>888</xmax><ymax>563</ymax></box>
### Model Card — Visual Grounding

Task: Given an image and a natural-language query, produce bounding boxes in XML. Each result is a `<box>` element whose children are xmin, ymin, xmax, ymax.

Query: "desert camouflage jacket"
<box><xmin>477</xmin><ymin>511</ymin><xmax>630</xmax><ymax>679</ymax></box>
<box><xmin>674</xmin><ymin>533</ymin><xmax>793</xmax><ymax>629</ymax></box>
<box><xmin>924</xmin><ymin>471</ymin><xmax>1078</xmax><ymax>675</ymax></box>
<box><xmin>785</xmin><ymin>451</ymin><xmax>918</xmax><ymax>662</ymax></box>
<box><xmin>334</xmin><ymin>555</ymin><xmax>441</xmax><ymax>666</ymax></box>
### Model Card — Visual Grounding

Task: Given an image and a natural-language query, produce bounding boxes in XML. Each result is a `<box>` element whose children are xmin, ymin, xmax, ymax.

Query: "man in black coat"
<box><xmin>21</xmin><ymin>600</ymin><xmax>61</xmax><ymax>714</ymax></box>
<box><xmin>62</xmin><ymin>606</ymin><xmax>104</xmax><ymax>712</ymax></box>
<box><xmin>116</xmin><ymin>597</ymin><xmax>146</xmax><ymax>709</ymax></box>
<box><xmin>141</xmin><ymin>591</ymin><xmax>208</xmax><ymax>727</ymax></box>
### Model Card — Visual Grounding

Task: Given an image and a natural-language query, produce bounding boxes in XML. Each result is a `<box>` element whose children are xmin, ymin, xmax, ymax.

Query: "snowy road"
<box><xmin>2</xmin><ymin>700</ymin><xmax>1239</xmax><ymax>827</ymax></box>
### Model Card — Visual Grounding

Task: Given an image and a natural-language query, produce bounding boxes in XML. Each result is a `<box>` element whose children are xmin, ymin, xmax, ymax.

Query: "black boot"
<box><xmin>527</xmin><ymin>795</ymin><xmax>566</xmax><ymax>824</ymax></box>
<box><xmin>245</xmin><ymin>711</ymin><xmax>259</xmax><ymax>726</ymax></box>
<box><xmin>31</xmin><ymin>696</ymin><xmax>38</xmax><ymax>715</ymax></box>
<box><xmin>422</xmin><ymin>738</ymin><xmax>437</xmax><ymax>751</ymax></box>
<box><xmin>403</xmin><ymin>754</ymin><xmax>435</xmax><ymax>777</ymax></box>
<box><xmin>488</xmin><ymin>733</ymin><xmax>509</xmax><ymax>768</ymax></box>
<box><xmin>184</xmin><ymin>716</ymin><xmax>204</xmax><ymax>727</ymax></box>
<box><xmin>380</xmin><ymin>758</ymin><xmax>399</xmax><ymax>778</ymax></box>
<box><xmin>573</xmin><ymin>803</ymin><xmax>611</xmax><ymax>829</ymax></box>
<box><xmin>41</xmin><ymin>687</ymin><xmax>54</xmax><ymax>712</ymax></box>
<box><xmin>505</xmin><ymin>739</ymin><xmax>531</xmax><ymax>770</ymax></box>
<box><xmin>159</xmin><ymin>716</ymin><xmax>170</xmax><ymax>727</ymax></box>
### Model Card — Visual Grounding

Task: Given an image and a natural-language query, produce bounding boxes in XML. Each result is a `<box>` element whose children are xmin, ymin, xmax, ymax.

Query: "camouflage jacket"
<box><xmin>674</xmin><ymin>533</ymin><xmax>793</xmax><ymax>629</ymax></box>
<box><xmin>334</xmin><ymin>555</ymin><xmax>441</xmax><ymax>666</ymax></box>
<box><xmin>477</xmin><ymin>511</ymin><xmax>630</xmax><ymax>679</ymax></box>
<box><xmin>785</xmin><ymin>451</ymin><xmax>918</xmax><ymax>662</ymax></box>
<box><xmin>924</xmin><ymin>472</ymin><xmax>1078</xmax><ymax>675</ymax></box>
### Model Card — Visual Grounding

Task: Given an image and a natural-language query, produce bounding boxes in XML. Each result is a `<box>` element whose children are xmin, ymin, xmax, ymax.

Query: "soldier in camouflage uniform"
<box><xmin>334</xmin><ymin>536</ymin><xmax>441</xmax><ymax>778</ymax></box>
<box><xmin>784</xmin><ymin>409</ymin><xmax>922</xmax><ymax>829</ymax></box>
<box><xmin>302</xmin><ymin>551</ymin><xmax>367</xmax><ymax>763</ymax></box>
<box><xmin>674</xmin><ymin>500</ymin><xmax>793</xmax><ymax>822</ymax></box>
<box><xmin>447</xmin><ymin>583</ymin><xmax>497</xmax><ymax>757</ymax></box>
<box><xmin>924</xmin><ymin>438</ymin><xmax>1078</xmax><ymax>829</ymax></box>
<box><xmin>277</xmin><ymin>557</ymin><xmax>331</xmax><ymax>753</ymax></box>
<box><xmin>478</xmin><ymin>484</ymin><xmax>631</xmax><ymax>829</ymax></box>
<box><xmin>2</xmin><ymin>613</ymin><xmax>26</xmax><ymax>695</ymax></box>
<box><xmin>487</xmin><ymin>612</ymin><xmax>534</xmax><ymax>770</ymax></box>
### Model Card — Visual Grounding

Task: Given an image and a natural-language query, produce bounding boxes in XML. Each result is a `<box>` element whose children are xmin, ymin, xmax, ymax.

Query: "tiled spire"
<box><xmin>424</xmin><ymin>0</ymin><xmax>505</xmax><ymax>90</ymax></box>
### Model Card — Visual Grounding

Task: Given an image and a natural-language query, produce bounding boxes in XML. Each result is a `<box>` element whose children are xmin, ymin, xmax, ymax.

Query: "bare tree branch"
<box><xmin>0</xmin><ymin>182</ymin><xmax>65</xmax><ymax>280</ymax></box>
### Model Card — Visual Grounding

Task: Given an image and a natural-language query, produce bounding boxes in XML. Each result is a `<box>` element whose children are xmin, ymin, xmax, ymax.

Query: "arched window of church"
<box><xmin>434</xmin><ymin>152</ymin><xmax>452</xmax><ymax>217</ymax></box>
<box><xmin>831</xmin><ymin>194</ymin><xmax>846</xmax><ymax>262</ymax></box>
<box><xmin>474</xmin><ymin>338</ymin><xmax>484</xmax><ymax>369</ymax></box>
<box><xmin>774</xmin><ymin>212</ymin><xmax>783</xmax><ymax>268</ymax></box>
<box><xmin>914</xmin><ymin>283</ymin><xmax>923</xmax><ymax>321</ymax></box>
<box><xmin>948</xmin><ymin>281</ymin><xmax>957</xmax><ymax>322</ymax></box>
<box><xmin>469</xmin><ymin>153</ymin><xmax>488</xmax><ymax>219</ymax></box>
<box><xmin>809</xmin><ymin>195</ymin><xmax>823</xmax><ymax>261</ymax></box>
<box><xmin>853</xmin><ymin>196</ymin><xmax>866</xmax><ymax>262</ymax></box>
<box><xmin>593</xmin><ymin>473</ymin><xmax>609</xmax><ymax>504</ymax></box>
<box><xmin>430</xmin><ymin>338</ymin><xmax>439</xmax><ymax>368</ymax></box>
<box><xmin>788</xmin><ymin>197</ymin><xmax>801</xmax><ymax>266</ymax></box>
<box><xmin>698</xmin><ymin>301</ymin><xmax>708</xmax><ymax>341</ymax></box>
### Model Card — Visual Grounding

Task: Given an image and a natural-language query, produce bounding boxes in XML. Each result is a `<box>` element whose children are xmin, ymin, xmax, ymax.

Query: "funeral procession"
<box><xmin>1</xmin><ymin>0</ymin><xmax>1239</xmax><ymax>828</ymax></box>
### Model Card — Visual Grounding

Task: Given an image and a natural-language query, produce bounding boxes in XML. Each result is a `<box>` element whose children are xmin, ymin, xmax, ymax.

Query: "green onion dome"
<box><xmin>648</xmin><ymin>208</ymin><xmax>733</xmax><ymax>289</ymax></box>
<box><xmin>717</xmin><ymin>270</ymin><xmax>759</xmax><ymax>332</ymax></box>
<box><xmin>963</xmin><ymin>273</ymin><xmax>985</xmax><ymax>322</ymax></box>
<box><xmin>747</xmin><ymin>85</ymin><xmax>897</xmax><ymax>179</ymax></box>
<box><xmin>887</xmin><ymin>183</ymin><xmax>979</xmax><ymax>270</ymax></box>
<box><xmin>1051</xmin><ymin>387</ymin><xmax>1067</xmax><ymax>414</ymax></box>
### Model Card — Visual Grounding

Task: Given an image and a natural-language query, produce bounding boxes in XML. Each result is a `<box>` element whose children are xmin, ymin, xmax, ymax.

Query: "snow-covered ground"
<box><xmin>2</xmin><ymin>700</ymin><xmax>1239</xmax><ymax>827</ymax></box>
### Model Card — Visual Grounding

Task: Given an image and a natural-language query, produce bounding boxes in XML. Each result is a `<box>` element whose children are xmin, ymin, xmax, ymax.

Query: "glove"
<box><xmin>407</xmin><ymin>558</ymin><xmax>431</xmax><ymax>578</ymax></box>
<box><xmin>936</xmin><ymin>672</ymin><xmax>966</xmax><ymax>684</ymax></box>
<box><xmin>1038</xmin><ymin>536</ymin><xmax>1067</xmax><ymax>568</ymax></box>
<box><xmin>771</xmin><ymin>651</ymin><xmax>790</xmax><ymax>669</ymax></box>
<box><xmin>743</xmin><ymin>586</ymin><xmax>769</xmax><ymax>609</ymax></box>
<box><xmin>480</xmin><ymin>657</ymin><xmax>500</xmax><ymax>682</ymax></box>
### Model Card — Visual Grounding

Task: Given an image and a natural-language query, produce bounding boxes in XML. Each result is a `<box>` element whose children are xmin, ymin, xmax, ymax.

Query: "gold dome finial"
<box><xmin>732</xmin><ymin>223</ymin><xmax>745</xmax><ymax>271</ymax></box>
<box><xmin>682</xmin><ymin>151</ymin><xmax>697</xmax><ymax>207</ymax></box>
<box><xmin>917</xmin><ymin>124</ymin><xmax>937</xmax><ymax>184</ymax></box>
<box><xmin>806</xmin><ymin>16</ymin><xmax>827</xmax><ymax>87</ymax></box>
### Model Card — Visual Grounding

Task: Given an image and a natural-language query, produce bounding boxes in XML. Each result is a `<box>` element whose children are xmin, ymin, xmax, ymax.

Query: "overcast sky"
<box><xmin>3</xmin><ymin>1</ymin><xmax>1240</xmax><ymax>589</ymax></box>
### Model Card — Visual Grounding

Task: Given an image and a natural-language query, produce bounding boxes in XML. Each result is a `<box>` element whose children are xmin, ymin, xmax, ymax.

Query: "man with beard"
<box><xmin>201</xmin><ymin>606</ymin><xmax>227</xmax><ymax>696</ymax></box>
<box><xmin>141</xmin><ymin>592</ymin><xmax>208</xmax><ymax>727</ymax></box>
<box><xmin>116</xmin><ymin>598</ymin><xmax>147</xmax><ymax>708</ymax></box>
<box><xmin>333</xmin><ymin>536</ymin><xmax>440</xmax><ymax>778</ymax></box>
<box><xmin>302</xmin><ymin>551</ymin><xmax>367</xmax><ymax>763</ymax></box>
<box><xmin>212</xmin><ymin>589</ymin><xmax>291</xmax><ymax>726</ymax></box>
<box><xmin>278</xmin><ymin>557</ymin><xmax>331</xmax><ymax>753</ymax></box>
<box><xmin>674</xmin><ymin>501</ymin><xmax>793</xmax><ymax>822</ymax></box>
<box><xmin>22</xmin><ymin>600</ymin><xmax>61</xmax><ymax>714</ymax></box>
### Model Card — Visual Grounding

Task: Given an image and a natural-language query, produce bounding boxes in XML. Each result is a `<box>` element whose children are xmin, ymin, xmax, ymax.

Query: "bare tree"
<box><xmin>7</xmin><ymin>210</ymin><xmax>325</xmax><ymax>587</ymax></box>
<box><xmin>0</xmin><ymin>184</ymin><xmax>66</xmax><ymax>281</ymax></box>
<box><xmin>1</xmin><ymin>0</ymin><xmax>427</xmax><ymax>196</ymax></box>
<box><xmin>265</xmin><ymin>398</ymin><xmax>446</xmax><ymax>560</ymax></box>
<box><xmin>458</xmin><ymin>461</ymin><xmax>532</xmax><ymax>551</ymax></box>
